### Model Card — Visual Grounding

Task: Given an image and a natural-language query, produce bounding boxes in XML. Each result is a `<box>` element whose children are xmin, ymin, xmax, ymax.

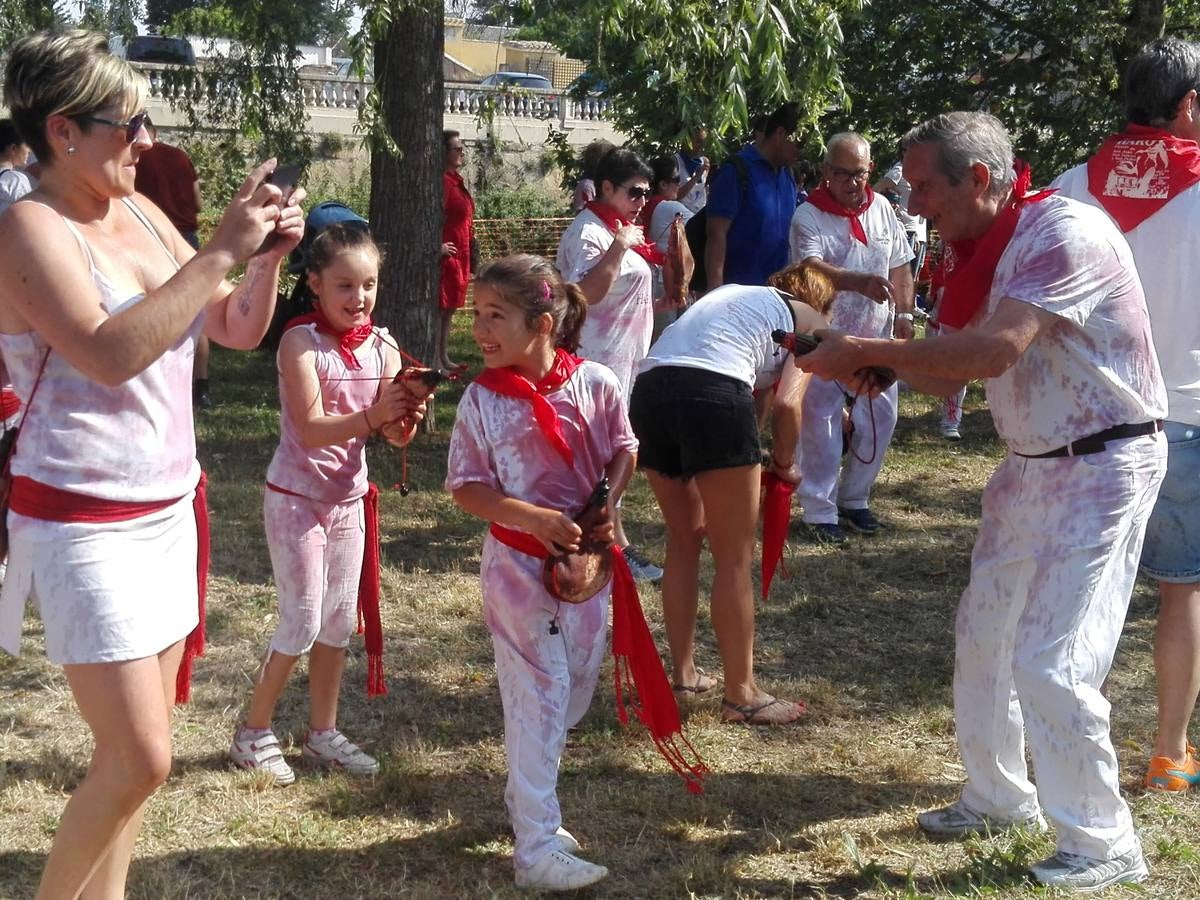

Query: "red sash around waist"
<box><xmin>9</xmin><ymin>473</ymin><xmax>209</xmax><ymax>705</ymax></box>
<box><xmin>489</xmin><ymin>522</ymin><xmax>707</xmax><ymax>793</ymax></box>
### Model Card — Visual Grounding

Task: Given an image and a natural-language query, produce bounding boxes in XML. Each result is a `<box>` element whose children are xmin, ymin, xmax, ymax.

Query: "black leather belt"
<box><xmin>1016</xmin><ymin>420</ymin><xmax>1163</xmax><ymax>459</ymax></box>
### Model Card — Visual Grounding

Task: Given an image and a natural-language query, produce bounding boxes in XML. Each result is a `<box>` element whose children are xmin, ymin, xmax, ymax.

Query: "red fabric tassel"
<box><xmin>609</xmin><ymin>547</ymin><xmax>708</xmax><ymax>794</ymax></box>
<box><xmin>760</xmin><ymin>471</ymin><xmax>794</xmax><ymax>600</ymax></box>
<box><xmin>176</xmin><ymin>472</ymin><xmax>209</xmax><ymax>705</ymax></box>
<box><xmin>357</xmin><ymin>483</ymin><xmax>386</xmax><ymax>697</ymax></box>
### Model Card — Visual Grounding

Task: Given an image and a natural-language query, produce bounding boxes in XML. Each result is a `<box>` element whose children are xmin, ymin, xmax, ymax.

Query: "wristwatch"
<box><xmin>894</xmin><ymin>312</ymin><xmax>914</xmax><ymax>321</ymax></box>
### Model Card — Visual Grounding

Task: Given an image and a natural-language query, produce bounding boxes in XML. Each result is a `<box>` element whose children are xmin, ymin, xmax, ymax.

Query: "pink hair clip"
<box><xmin>542</xmin><ymin>280</ymin><xmax>552</xmax><ymax>302</ymax></box>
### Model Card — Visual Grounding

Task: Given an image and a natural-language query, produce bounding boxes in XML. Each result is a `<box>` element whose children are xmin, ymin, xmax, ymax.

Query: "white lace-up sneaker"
<box><xmin>302</xmin><ymin>729</ymin><xmax>379</xmax><ymax>775</ymax></box>
<box><xmin>228</xmin><ymin>728</ymin><xmax>295</xmax><ymax>786</ymax></box>
<box><xmin>555</xmin><ymin>826</ymin><xmax>580</xmax><ymax>853</ymax></box>
<box><xmin>1030</xmin><ymin>847</ymin><xmax>1149</xmax><ymax>892</ymax></box>
<box><xmin>916</xmin><ymin>799</ymin><xmax>1045</xmax><ymax>838</ymax></box>
<box><xmin>515</xmin><ymin>848</ymin><xmax>608</xmax><ymax>891</ymax></box>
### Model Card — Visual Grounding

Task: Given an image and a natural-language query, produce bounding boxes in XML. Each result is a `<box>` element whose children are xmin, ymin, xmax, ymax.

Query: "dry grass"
<box><xmin>1</xmin><ymin>325</ymin><xmax>1198</xmax><ymax>899</ymax></box>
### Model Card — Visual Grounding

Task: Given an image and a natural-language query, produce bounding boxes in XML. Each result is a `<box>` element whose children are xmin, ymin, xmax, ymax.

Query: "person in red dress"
<box><xmin>439</xmin><ymin>129</ymin><xmax>475</xmax><ymax>369</ymax></box>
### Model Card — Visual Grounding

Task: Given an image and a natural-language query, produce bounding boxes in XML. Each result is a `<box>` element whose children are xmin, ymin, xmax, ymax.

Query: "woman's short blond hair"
<box><xmin>3</xmin><ymin>29</ymin><xmax>147</xmax><ymax>163</ymax></box>
<box><xmin>767</xmin><ymin>261</ymin><xmax>836</xmax><ymax>317</ymax></box>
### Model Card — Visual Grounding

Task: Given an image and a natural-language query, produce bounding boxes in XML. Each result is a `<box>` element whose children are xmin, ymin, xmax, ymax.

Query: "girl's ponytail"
<box><xmin>558</xmin><ymin>283</ymin><xmax>589</xmax><ymax>353</ymax></box>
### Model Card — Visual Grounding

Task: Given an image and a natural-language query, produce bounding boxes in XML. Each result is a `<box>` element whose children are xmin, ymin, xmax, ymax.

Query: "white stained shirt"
<box><xmin>789</xmin><ymin>192</ymin><xmax>913</xmax><ymax>339</ymax></box>
<box><xmin>675</xmin><ymin>152</ymin><xmax>708</xmax><ymax>214</ymax></box>
<box><xmin>1053</xmin><ymin>163</ymin><xmax>1200</xmax><ymax>427</ymax></box>
<box><xmin>639</xmin><ymin>283</ymin><xmax>794</xmax><ymax>391</ymax></box>
<box><xmin>555</xmin><ymin>208</ymin><xmax>653</xmax><ymax>399</ymax></box>
<box><xmin>882</xmin><ymin>160</ymin><xmax>927</xmax><ymax>241</ymax></box>
<box><xmin>981</xmin><ymin>194</ymin><xmax>1167</xmax><ymax>455</ymax></box>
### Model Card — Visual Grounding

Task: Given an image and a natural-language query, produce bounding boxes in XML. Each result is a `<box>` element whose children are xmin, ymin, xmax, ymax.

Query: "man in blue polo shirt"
<box><xmin>704</xmin><ymin>102</ymin><xmax>800</xmax><ymax>289</ymax></box>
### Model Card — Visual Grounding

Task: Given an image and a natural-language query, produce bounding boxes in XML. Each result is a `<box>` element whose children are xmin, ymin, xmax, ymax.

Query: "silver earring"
<box><xmin>67</xmin><ymin>146</ymin><xmax>76</xmax><ymax>155</ymax></box>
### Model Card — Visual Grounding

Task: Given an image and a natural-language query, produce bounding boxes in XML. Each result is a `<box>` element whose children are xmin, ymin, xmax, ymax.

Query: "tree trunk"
<box><xmin>1119</xmin><ymin>0</ymin><xmax>1167</xmax><ymax>70</ymax></box>
<box><xmin>370</xmin><ymin>2</ymin><xmax>443</xmax><ymax>370</ymax></box>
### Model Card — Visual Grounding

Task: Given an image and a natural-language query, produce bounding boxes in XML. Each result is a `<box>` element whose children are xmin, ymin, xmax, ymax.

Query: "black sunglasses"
<box><xmin>77</xmin><ymin>111</ymin><xmax>149</xmax><ymax>144</ymax></box>
<box><xmin>624</xmin><ymin>185</ymin><xmax>653</xmax><ymax>200</ymax></box>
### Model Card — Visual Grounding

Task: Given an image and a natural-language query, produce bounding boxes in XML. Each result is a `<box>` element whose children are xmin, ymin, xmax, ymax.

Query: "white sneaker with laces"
<box><xmin>555</xmin><ymin>826</ymin><xmax>580</xmax><ymax>853</ymax></box>
<box><xmin>1030</xmin><ymin>847</ymin><xmax>1149</xmax><ymax>892</ymax></box>
<box><xmin>229</xmin><ymin>728</ymin><xmax>295</xmax><ymax>786</ymax></box>
<box><xmin>622</xmin><ymin>545</ymin><xmax>663</xmax><ymax>583</ymax></box>
<box><xmin>916</xmin><ymin>799</ymin><xmax>1045</xmax><ymax>838</ymax></box>
<box><xmin>302</xmin><ymin>729</ymin><xmax>379</xmax><ymax>775</ymax></box>
<box><xmin>515</xmin><ymin>849</ymin><xmax>608</xmax><ymax>891</ymax></box>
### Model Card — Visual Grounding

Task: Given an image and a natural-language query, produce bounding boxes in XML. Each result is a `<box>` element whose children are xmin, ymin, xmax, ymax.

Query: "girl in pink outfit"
<box><xmin>447</xmin><ymin>254</ymin><xmax>637</xmax><ymax>892</ymax></box>
<box><xmin>230</xmin><ymin>223</ymin><xmax>427</xmax><ymax>785</ymax></box>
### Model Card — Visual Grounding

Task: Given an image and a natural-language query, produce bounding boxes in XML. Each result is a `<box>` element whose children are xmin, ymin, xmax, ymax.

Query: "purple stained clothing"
<box><xmin>555</xmin><ymin>210</ymin><xmax>654</xmax><ymax>401</ymax></box>
<box><xmin>980</xmin><ymin>195</ymin><xmax>1166</xmax><ymax>454</ymax></box>
<box><xmin>446</xmin><ymin>360</ymin><xmax>637</xmax><ymax>871</ymax></box>
<box><xmin>266</xmin><ymin>325</ymin><xmax>389</xmax><ymax>504</ymax></box>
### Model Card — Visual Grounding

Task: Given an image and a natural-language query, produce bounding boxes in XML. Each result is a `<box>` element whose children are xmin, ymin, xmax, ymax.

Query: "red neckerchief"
<box><xmin>1086</xmin><ymin>123</ymin><xmax>1200</xmax><ymax>233</ymax></box>
<box><xmin>938</xmin><ymin>161</ymin><xmax>1056</xmax><ymax>330</ymax></box>
<box><xmin>473</xmin><ymin>349</ymin><xmax>583</xmax><ymax>466</ymax></box>
<box><xmin>284</xmin><ymin>310</ymin><xmax>374</xmax><ymax>371</ymax></box>
<box><xmin>585</xmin><ymin>200</ymin><xmax>667</xmax><ymax>266</ymax></box>
<box><xmin>806</xmin><ymin>185</ymin><xmax>874</xmax><ymax>245</ymax></box>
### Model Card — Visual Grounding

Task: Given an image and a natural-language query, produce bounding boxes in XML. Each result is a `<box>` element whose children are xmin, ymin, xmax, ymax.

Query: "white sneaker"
<box><xmin>622</xmin><ymin>545</ymin><xmax>663</xmax><ymax>583</ymax></box>
<box><xmin>916</xmin><ymin>799</ymin><xmax>1045</xmax><ymax>838</ymax></box>
<box><xmin>515</xmin><ymin>849</ymin><xmax>608</xmax><ymax>891</ymax></box>
<box><xmin>1030</xmin><ymin>847</ymin><xmax>1149</xmax><ymax>892</ymax></box>
<box><xmin>555</xmin><ymin>826</ymin><xmax>580</xmax><ymax>853</ymax></box>
<box><xmin>941</xmin><ymin>424</ymin><xmax>962</xmax><ymax>441</ymax></box>
<box><xmin>302</xmin><ymin>729</ymin><xmax>379</xmax><ymax>775</ymax></box>
<box><xmin>229</xmin><ymin>728</ymin><xmax>295</xmax><ymax>786</ymax></box>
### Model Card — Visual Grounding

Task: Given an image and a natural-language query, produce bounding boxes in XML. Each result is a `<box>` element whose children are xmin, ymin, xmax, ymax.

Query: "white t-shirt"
<box><xmin>1053</xmin><ymin>163</ymin><xmax>1200</xmax><ymax>426</ymax></box>
<box><xmin>789</xmin><ymin>192</ymin><xmax>912</xmax><ymax>339</ymax></box>
<box><xmin>0</xmin><ymin>166</ymin><xmax>34</xmax><ymax>218</ymax></box>
<box><xmin>555</xmin><ymin>208</ymin><xmax>653</xmax><ymax>400</ymax></box>
<box><xmin>979</xmin><ymin>194</ymin><xmax>1166</xmax><ymax>455</ymax></box>
<box><xmin>675</xmin><ymin>152</ymin><xmax>707</xmax><ymax>213</ymax></box>
<box><xmin>882</xmin><ymin>161</ymin><xmax>927</xmax><ymax>240</ymax></box>
<box><xmin>639</xmin><ymin>283</ymin><xmax>794</xmax><ymax>391</ymax></box>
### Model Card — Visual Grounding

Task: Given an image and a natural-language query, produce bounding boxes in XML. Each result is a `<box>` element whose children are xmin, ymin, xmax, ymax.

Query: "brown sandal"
<box><xmin>672</xmin><ymin>667</ymin><xmax>718</xmax><ymax>696</ymax></box>
<box><xmin>721</xmin><ymin>696</ymin><xmax>806</xmax><ymax>725</ymax></box>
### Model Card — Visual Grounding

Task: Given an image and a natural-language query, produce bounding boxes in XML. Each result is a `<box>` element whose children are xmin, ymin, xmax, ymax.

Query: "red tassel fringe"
<box><xmin>176</xmin><ymin>472</ymin><xmax>209</xmax><ymax>705</ymax></box>
<box><xmin>357</xmin><ymin>483</ymin><xmax>387</xmax><ymax>698</ymax></box>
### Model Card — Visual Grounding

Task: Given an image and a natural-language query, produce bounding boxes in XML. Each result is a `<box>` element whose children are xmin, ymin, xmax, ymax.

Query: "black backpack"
<box><xmin>685</xmin><ymin>154</ymin><xmax>750</xmax><ymax>293</ymax></box>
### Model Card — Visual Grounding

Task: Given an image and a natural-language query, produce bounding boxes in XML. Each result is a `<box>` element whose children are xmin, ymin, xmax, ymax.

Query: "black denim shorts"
<box><xmin>629</xmin><ymin>365</ymin><xmax>761</xmax><ymax>480</ymax></box>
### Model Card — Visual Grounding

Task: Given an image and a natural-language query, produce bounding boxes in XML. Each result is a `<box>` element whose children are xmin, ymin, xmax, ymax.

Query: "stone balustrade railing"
<box><xmin>133</xmin><ymin>62</ymin><xmax>613</xmax><ymax>129</ymax></box>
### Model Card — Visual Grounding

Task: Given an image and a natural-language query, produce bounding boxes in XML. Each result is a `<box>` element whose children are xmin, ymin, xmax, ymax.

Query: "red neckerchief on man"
<box><xmin>805</xmin><ymin>184</ymin><xmax>874</xmax><ymax>245</ymax></box>
<box><xmin>473</xmin><ymin>349</ymin><xmax>582</xmax><ymax>466</ymax></box>
<box><xmin>284</xmin><ymin>310</ymin><xmax>375</xmax><ymax>371</ymax></box>
<box><xmin>585</xmin><ymin>199</ymin><xmax>667</xmax><ymax>266</ymax></box>
<box><xmin>1086</xmin><ymin>123</ymin><xmax>1200</xmax><ymax>233</ymax></box>
<box><xmin>478</xmin><ymin>349</ymin><xmax>707</xmax><ymax>793</ymax></box>
<box><xmin>937</xmin><ymin>161</ymin><xmax>1056</xmax><ymax>330</ymax></box>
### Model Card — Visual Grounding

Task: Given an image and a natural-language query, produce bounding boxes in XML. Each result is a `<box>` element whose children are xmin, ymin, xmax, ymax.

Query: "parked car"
<box><xmin>124</xmin><ymin>35</ymin><xmax>196</xmax><ymax>66</ymax></box>
<box><xmin>479</xmin><ymin>72</ymin><xmax>553</xmax><ymax>91</ymax></box>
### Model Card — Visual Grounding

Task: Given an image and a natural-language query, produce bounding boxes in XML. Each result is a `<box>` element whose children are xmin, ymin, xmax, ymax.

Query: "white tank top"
<box><xmin>265</xmin><ymin>324</ymin><xmax>389</xmax><ymax>503</ymax></box>
<box><xmin>0</xmin><ymin>198</ymin><xmax>202</xmax><ymax>502</ymax></box>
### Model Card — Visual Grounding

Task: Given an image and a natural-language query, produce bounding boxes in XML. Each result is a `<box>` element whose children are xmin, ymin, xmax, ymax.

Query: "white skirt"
<box><xmin>0</xmin><ymin>492</ymin><xmax>199</xmax><ymax>664</ymax></box>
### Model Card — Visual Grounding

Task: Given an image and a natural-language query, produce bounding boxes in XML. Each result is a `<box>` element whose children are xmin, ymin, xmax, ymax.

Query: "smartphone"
<box><xmin>253</xmin><ymin>163</ymin><xmax>303</xmax><ymax>256</ymax></box>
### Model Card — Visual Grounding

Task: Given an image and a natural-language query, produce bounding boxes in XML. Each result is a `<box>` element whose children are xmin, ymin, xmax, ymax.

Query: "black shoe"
<box><xmin>193</xmin><ymin>380</ymin><xmax>212</xmax><ymax>410</ymax></box>
<box><xmin>803</xmin><ymin>522</ymin><xmax>848</xmax><ymax>544</ymax></box>
<box><xmin>838</xmin><ymin>507</ymin><xmax>881</xmax><ymax>535</ymax></box>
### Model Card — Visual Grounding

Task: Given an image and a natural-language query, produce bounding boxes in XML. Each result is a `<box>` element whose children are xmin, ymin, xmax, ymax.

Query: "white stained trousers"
<box><xmin>954</xmin><ymin>435</ymin><xmax>1165</xmax><ymax>859</ymax></box>
<box><xmin>484</xmin><ymin>544</ymin><xmax>609</xmax><ymax>872</ymax></box>
<box><xmin>797</xmin><ymin>376</ymin><xmax>898</xmax><ymax>523</ymax></box>
<box><xmin>942</xmin><ymin>385</ymin><xmax>968</xmax><ymax>429</ymax></box>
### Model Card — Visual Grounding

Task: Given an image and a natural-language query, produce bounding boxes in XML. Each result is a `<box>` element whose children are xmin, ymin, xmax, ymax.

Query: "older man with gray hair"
<box><xmin>799</xmin><ymin>111</ymin><xmax>1166</xmax><ymax>892</ymax></box>
<box><xmin>789</xmin><ymin>132</ymin><xmax>914</xmax><ymax>541</ymax></box>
